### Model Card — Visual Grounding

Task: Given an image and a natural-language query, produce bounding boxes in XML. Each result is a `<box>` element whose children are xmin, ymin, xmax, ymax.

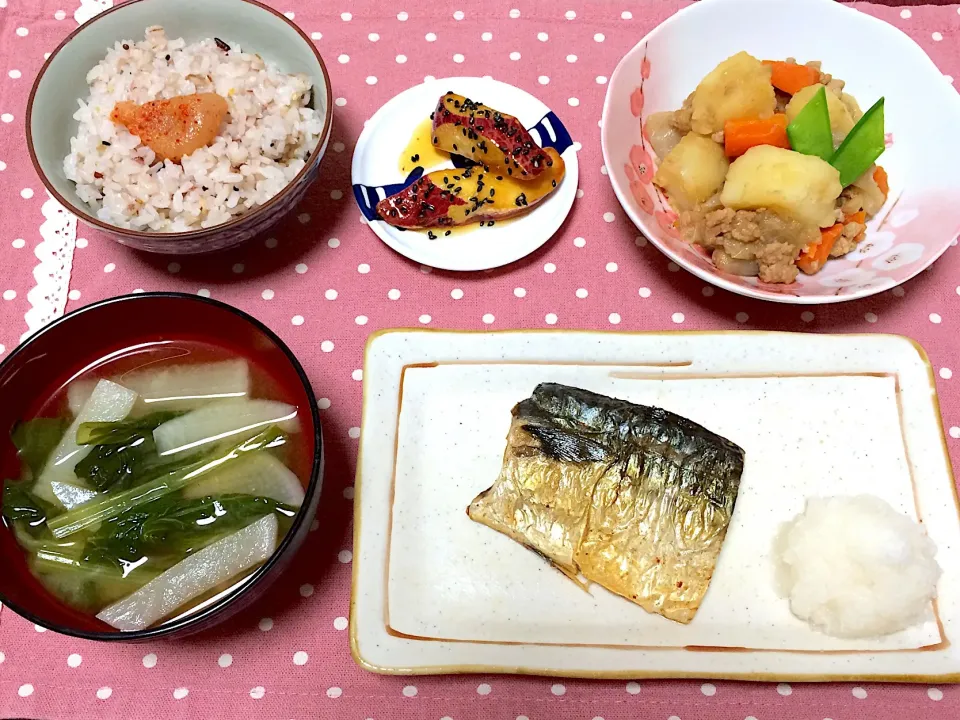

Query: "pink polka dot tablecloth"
<box><xmin>1</xmin><ymin>1</ymin><xmax>960</xmax><ymax>718</ymax></box>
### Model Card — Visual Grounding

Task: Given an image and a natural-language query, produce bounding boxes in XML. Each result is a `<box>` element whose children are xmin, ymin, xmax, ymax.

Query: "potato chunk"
<box><xmin>786</xmin><ymin>84</ymin><xmax>855</xmax><ymax>144</ymax></box>
<box><xmin>653</xmin><ymin>134</ymin><xmax>729</xmax><ymax>211</ymax></box>
<box><xmin>720</xmin><ymin>145</ymin><xmax>842</xmax><ymax>228</ymax></box>
<box><xmin>691</xmin><ymin>52</ymin><xmax>776</xmax><ymax>135</ymax></box>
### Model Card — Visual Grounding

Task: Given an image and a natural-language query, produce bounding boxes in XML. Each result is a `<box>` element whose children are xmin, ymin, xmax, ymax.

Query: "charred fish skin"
<box><xmin>467</xmin><ymin>383</ymin><xmax>745</xmax><ymax>624</ymax></box>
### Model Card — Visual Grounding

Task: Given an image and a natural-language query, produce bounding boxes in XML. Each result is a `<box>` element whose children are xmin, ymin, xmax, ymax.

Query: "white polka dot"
<box><xmin>265</xmin><ymin>236</ymin><xmax>278</xmax><ymax>248</ymax></box>
<box><xmin>327</xmin><ymin>687</ymin><xmax>342</xmax><ymax>699</ymax></box>
<box><xmin>166</xmin><ymin>261</ymin><xmax>181</xmax><ymax>274</ymax></box>
<box><xmin>545</xmin><ymin>313</ymin><xmax>558</xmax><ymax>325</ymax></box>
<box><xmin>510</xmin><ymin>51</ymin><xmax>521</xmax><ymax>61</ymax></box>
<box><xmin>339</xmin><ymin>547</ymin><xmax>355</xmax><ymax>563</ymax></box>
<box><xmin>329</xmin><ymin>189</ymin><xmax>344</xmax><ymax>201</ymax></box>
<box><xmin>321</xmin><ymin>340</ymin><xmax>335</xmax><ymax>352</ymax></box>
<box><xmin>950</xmin><ymin>427</ymin><xmax>960</xmax><ymax>439</ymax></box>
<box><xmin>448</xmin><ymin>288</ymin><xmax>463</xmax><ymax>300</ymax></box>
<box><xmin>576</xmin><ymin>288</ymin><xmax>588</xmax><ymax>299</ymax></box>
<box><xmin>777</xmin><ymin>683</ymin><xmax>792</xmax><ymax>696</ymax></box>
<box><xmin>481</xmin><ymin>32</ymin><xmax>492</xmax><ymax>41</ymax></box>
<box><xmin>425</xmin><ymin>32</ymin><xmax>437</xmax><ymax>42</ymax></box>
<box><xmin>453</xmin><ymin>53</ymin><xmax>465</xmax><ymax>63</ymax></box>
<box><xmin>477</xmin><ymin>683</ymin><xmax>492</xmax><ymax>695</ymax></box>
<box><xmin>298</xmin><ymin>212</ymin><xmax>311</xmax><ymax>224</ymax></box>
<box><xmin>699</xmin><ymin>286</ymin><xmax>713</xmax><ymax>296</ymax></box>
<box><xmin>576</xmin><ymin>189</ymin><xmax>584</xmax><ymax>198</ymax></box>
<box><xmin>343</xmin><ymin>486</ymin><xmax>354</xmax><ymax>498</ymax></box>
<box><xmin>232</xmin><ymin>263</ymin><xmax>244</xmax><ymax>274</ymax></box>
<box><xmin>334</xmin><ymin>616</ymin><xmax>348</xmax><ymax>630</ymax></box>
<box><xmin>928</xmin><ymin>687</ymin><xmax>944</xmax><ymax>701</ymax></box>
<box><xmin>603</xmin><ymin>212</ymin><xmax>615</xmax><ymax>222</ymax></box>
<box><xmin>340</xmin><ymin>12</ymin><xmax>351</xmax><ymax>21</ymax></box>
<box><xmin>403</xmin><ymin>685</ymin><xmax>418</xmax><ymax>697</ymax></box>
<box><xmin>538</xmin><ymin>75</ymin><xmax>550</xmax><ymax>85</ymax></box>
<box><xmin>852</xmin><ymin>687</ymin><xmax>867</xmax><ymax>699</ymax></box>
<box><xmin>365</xmin><ymin>75</ymin><xmax>378</xmax><ymax>85</ymax></box>
<box><xmin>672</xmin><ymin>312</ymin><xmax>685</xmax><ymax>324</ymax></box>
<box><xmin>317</xmin><ymin>399</ymin><xmax>333</xmax><ymax>412</ymax></box>
<box><xmin>20</xmin><ymin>188</ymin><xmax>33</xmax><ymax>199</ymax></box>
<box><xmin>901</xmin><ymin>9</ymin><xmax>912</xmax><ymax>18</ymax></box>
<box><xmin>594</xmin><ymin>33</ymin><xmax>605</xmax><ymax>42</ymax></box>
<box><xmin>358</xmin><ymin>263</ymin><xmax>371</xmax><ymax>274</ymax></box>
<box><xmin>250</xmin><ymin>686</ymin><xmax>265</xmax><ymax>700</ymax></box>
<box><xmin>1</xmin><ymin>113</ymin><xmax>13</xmax><ymax>123</ymax></box>
<box><xmin>621</xmin><ymin>10</ymin><xmax>633</xmax><ymax>18</ymax></box>
<box><xmin>397</xmin><ymin>11</ymin><xmax>409</xmax><ymax>21</ymax></box>
<box><xmin>54</xmin><ymin>9</ymin><xmax>66</xmax><ymax>19</ymax></box>
<box><xmin>566</xmin><ymin>54</ymin><xmax>577</xmax><ymax>63</ymax></box>
<box><xmin>258</xmin><ymin>617</ymin><xmax>274</xmax><ymax>631</ymax></box>
<box><xmin>18</xmin><ymin>684</ymin><xmax>33</xmax><ymax>697</ymax></box>
<box><xmin>608</xmin><ymin>313</ymin><xmax>621</xmax><ymax>325</ymax></box>
<box><xmin>596</xmin><ymin>75</ymin><xmax>608</xmax><ymax>84</ymax></box>
<box><xmin>600</xmin><ymin>165</ymin><xmax>608</xmax><ymax>176</ymax></box>
<box><xmin>294</xmin><ymin>262</ymin><xmax>308</xmax><ymax>274</ymax></box>
<box><xmin>96</xmin><ymin>686</ymin><xmax>112</xmax><ymax>700</ymax></box>
<box><xmin>543</xmin><ymin>262</ymin><xmax>556</xmax><ymax>274</ymax></box>
<box><xmin>351</xmin><ymin>369</ymin><xmax>363</xmax><ymax>382</ymax></box>
<box><xmin>514</xmin><ymin>288</ymin><xmax>526</xmax><ymax>298</ymax></box>
<box><xmin>293</xmin><ymin>651</ymin><xmax>308</xmax><ymax>666</ymax></box>
<box><xmin>142</xmin><ymin>653</ymin><xmax>157</xmax><ymax>668</ymax></box>
<box><xmin>482</xmin><ymin>313</ymin><xmax>495</xmax><ymax>324</ymax></box>
<box><xmin>606</xmin><ymin>262</ymin><xmax>618</xmax><ymax>272</ymax></box>
<box><xmin>324</xmin><ymin>289</ymin><xmax>338</xmax><ymax>301</ymax></box>
<box><xmin>947</xmin><ymin>75</ymin><xmax>954</xmax><ymax>84</ymax></box>
<box><xmin>261</xmin><ymin>289</ymin><xmax>275</xmax><ymax>300</ymax></box>
<box><xmin>67</xmin><ymin>653</ymin><xmax>83</xmax><ymax>668</ymax></box>
<box><xmin>941</xmin><ymin>368</ymin><xmax>953</xmax><ymax>379</ymax></box>
<box><xmin>335</xmin><ymin>97</ymin><xmax>347</xmax><ymax>107</ymax></box>
<box><xmin>639</xmin><ymin>287</ymin><xmax>652</xmax><ymax>298</ymax></box>
<box><xmin>291</xmin><ymin>315</ymin><xmax>304</xmax><ymax>326</ymax></box>
<box><xmin>392</xmin><ymin>54</ymin><xmax>408</xmax><ymax>65</ymax></box>
<box><xmin>569</xmin><ymin>97</ymin><xmax>580</xmax><ymax>106</ymax></box>
<box><xmin>8</xmin><ymin>69</ymin><xmax>20</xmax><ymax>79</ymax></box>
<box><xmin>509</xmin><ymin>8</ymin><xmax>521</xmax><ymax>18</ymax></box>
<box><xmin>626</xmin><ymin>681</ymin><xmax>641</xmax><ymax>694</ymax></box>
<box><xmin>310</xmin><ymin>32</ymin><xmax>322</xmax><ymax>40</ymax></box>
<box><xmin>565</xmin><ymin>10</ymin><xmax>576</xmax><ymax>19</ymax></box>
<box><xmin>667</xmin><ymin>262</ymin><xmax>680</xmax><ymax>272</ymax></box>
<box><xmin>551</xmin><ymin>683</ymin><xmax>566</xmax><ymax>696</ymax></box>
<box><xmin>420</xmin><ymin>264</ymin><xmax>433</xmax><ymax>274</ymax></box>
<box><xmin>933</xmin><ymin>32</ymin><xmax>943</xmax><ymax>42</ymax></box>
<box><xmin>3</xmin><ymin>289</ymin><xmax>15</xmax><ymax>301</ymax></box>
<box><xmin>419</xmin><ymin>314</ymin><xmax>432</xmax><ymax>324</ymax></box>
<box><xmin>300</xmin><ymin>583</ymin><xmax>314</xmax><ymax>597</ymax></box>
<box><xmin>196</xmin><ymin>288</ymin><xmax>210</xmax><ymax>298</ymax></box>
<box><xmin>538</xmin><ymin>32</ymin><xmax>549</xmax><ymax>41</ymax></box>
<box><xmin>328</xmin><ymin>237</ymin><xmax>341</xmax><ymax>248</ymax></box>
<box><xmin>368</xmin><ymin>32</ymin><xmax>380</xmax><ymax>42</ymax></box>
<box><xmin>701</xmin><ymin>683</ymin><xmax>716</xmax><ymax>696</ymax></box>
<box><xmin>15</xmin><ymin>27</ymin><xmax>28</xmax><ymax>36</ymax></box>
<box><xmin>801</xmin><ymin>311</ymin><xmax>815</xmax><ymax>323</ymax></box>
<box><xmin>930</xmin><ymin>313</ymin><xmax>942</xmax><ymax>324</ymax></box>
<box><xmin>34</xmin><ymin>624</ymin><xmax>46</xmax><ymax>632</ymax></box>
<box><xmin>173</xmin><ymin>687</ymin><xmax>189</xmax><ymax>700</ymax></box>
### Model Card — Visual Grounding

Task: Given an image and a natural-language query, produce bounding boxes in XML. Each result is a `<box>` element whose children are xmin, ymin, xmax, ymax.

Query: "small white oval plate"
<box><xmin>352</xmin><ymin>77</ymin><xmax>579</xmax><ymax>271</ymax></box>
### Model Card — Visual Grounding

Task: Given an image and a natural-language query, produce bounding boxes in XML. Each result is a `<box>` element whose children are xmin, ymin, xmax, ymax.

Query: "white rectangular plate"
<box><xmin>351</xmin><ymin>330</ymin><xmax>960</xmax><ymax>681</ymax></box>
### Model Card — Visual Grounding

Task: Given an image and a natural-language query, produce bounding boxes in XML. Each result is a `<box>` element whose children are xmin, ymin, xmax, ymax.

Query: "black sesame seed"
<box><xmin>551</xmin><ymin>179</ymin><xmax>557</xmax><ymax>188</ymax></box>
<box><xmin>427</xmin><ymin>231</ymin><xmax>437</xmax><ymax>240</ymax></box>
<box><xmin>122</xmin><ymin>43</ymin><xmax>130</xmax><ymax>50</ymax></box>
<box><xmin>215</xmin><ymin>37</ymin><xmax>231</xmax><ymax>52</ymax></box>
<box><xmin>165</xmin><ymin>54</ymin><xmax>171</xmax><ymax>61</ymax></box>
<box><xmin>445</xmin><ymin>230</ymin><xmax>451</xmax><ymax>236</ymax></box>
<box><xmin>488</xmin><ymin>220</ymin><xmax>495</xmax><ymax>226</ymax></box>
<box><xmin>101</xmin><ymin>141</ymin><xmax>112</xmax><ymax>147</ymax></box>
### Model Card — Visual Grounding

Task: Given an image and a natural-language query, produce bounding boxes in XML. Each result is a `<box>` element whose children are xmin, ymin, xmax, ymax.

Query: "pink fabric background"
<box><xmin>1</xmin><ymin>1</ymin><xmax>959</xmax><ymax>718</ymax></box>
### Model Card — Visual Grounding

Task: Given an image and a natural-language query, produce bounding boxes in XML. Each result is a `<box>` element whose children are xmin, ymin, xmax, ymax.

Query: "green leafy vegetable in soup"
<box><xmin>0</xmin><ymin>351</ymin><xmax>306</xmax><ymax>631</ymax></box>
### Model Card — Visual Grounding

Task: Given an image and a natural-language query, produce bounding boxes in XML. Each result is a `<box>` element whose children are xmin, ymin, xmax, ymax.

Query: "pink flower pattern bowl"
<box><xmin>601</xmin><ymin>0</ymin><xmax>960</xmax><ymax>304</ymax></box>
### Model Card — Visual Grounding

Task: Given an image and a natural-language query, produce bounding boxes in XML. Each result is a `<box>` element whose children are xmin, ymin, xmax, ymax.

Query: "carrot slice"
<box><xmin>723</xmin><ymin>114</ymin><xmax>790</xmax><ymax>158</ymax></box>
<box><xmin>763</xmin><ymin>60</ymin><xmax>820</xmax><ymax>95</ymax></box>
<box><xmin>797</xmin><ymin>223</ymin><xmax>843</xmax><ymax>275</ymax></box>
<box><xmin>844</xmin><ymin>210</ymin><xmax>866</xmax><ymax>225</ymax></box>
<box><xmin>873</xmin><ymin>165</ymin><xmax>889</xmax><ymax>200</ymax></box>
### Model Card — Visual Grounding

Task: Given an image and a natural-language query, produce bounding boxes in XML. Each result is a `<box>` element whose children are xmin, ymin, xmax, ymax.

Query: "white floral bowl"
<box><xmin>601</xmin><ymin>0</ymin><xmax>960</xmax><ymax>304</ymax></box>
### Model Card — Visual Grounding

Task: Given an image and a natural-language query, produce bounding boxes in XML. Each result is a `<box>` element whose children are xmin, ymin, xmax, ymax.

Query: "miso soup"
<box><xmin>1</xmin><ymin>340</ymin><xmax>309</xmax><ymax>631</ymax></box>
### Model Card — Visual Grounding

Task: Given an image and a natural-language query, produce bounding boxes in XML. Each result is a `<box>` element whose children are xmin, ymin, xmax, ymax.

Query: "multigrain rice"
<box><xmin>63</xmin><ymin>26</ymin><xmax>323</xmax><ymax>231</ymax></box>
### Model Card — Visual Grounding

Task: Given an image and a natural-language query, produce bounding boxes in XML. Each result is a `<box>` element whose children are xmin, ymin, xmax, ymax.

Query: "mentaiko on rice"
<box><xmin>63</xmin><ymin>26</ymin><xmax>324</xmax><ymax>232</ymax></box>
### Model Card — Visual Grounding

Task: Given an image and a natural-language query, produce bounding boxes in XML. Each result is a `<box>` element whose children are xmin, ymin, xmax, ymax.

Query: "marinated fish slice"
<box><xmin>467</xmin><ymin>383</ymin><xmax>745</xmax><ymax>624</ymax></box>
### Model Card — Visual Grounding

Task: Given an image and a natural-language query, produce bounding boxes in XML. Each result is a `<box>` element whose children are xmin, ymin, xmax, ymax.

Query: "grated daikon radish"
<box><xmin>183</xmin><ymin>452</ymin><xmax>304</xmax><ymax>507</ymax></box>
<box><xmin>67</xmin><ymin>359</ymin><xmax>250</xmax><ymax>415</ymax></box>
<box><xmin>153</xmin><ymin>398</ymin><xmax>299</xmax><ymax>458</ymax></box>
<box><xmin>97</xmin><ymin>513</ymin><xmax>278</xmax><ymax>632</ymax></box>
<box><xmin>34</xmin><ymin>379</ymin><xmax>138</xmax><ymax>506</ymax></box>
<box><xmin>49</xmin><ymin>481</ymin><xmax>98</xmax><ymax>510</ymax></box>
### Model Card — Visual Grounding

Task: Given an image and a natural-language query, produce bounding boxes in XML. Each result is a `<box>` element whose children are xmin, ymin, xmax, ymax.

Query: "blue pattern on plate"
<box><xmin>353</xmin><ymin>111</ymin><xmax>573</xmax><ymax>222</ymax></box>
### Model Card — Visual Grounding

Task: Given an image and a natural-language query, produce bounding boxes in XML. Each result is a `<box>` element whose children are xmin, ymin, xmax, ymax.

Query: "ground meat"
<box><xmin>774</xmin><ymin>90</ymin><xmax>791</xmax><ymax>114</ymax></box>
<box><xmin>671</xmin><ymin>93</ymin><xmax>694</xmax><ymax>134</ymax></box>
<box><xmin>830</xmin><ymin>221</ymin><xmax>865</xmax><ymax>258</ymax></box>
<box><xmin>679</xmin><ymin>202</ymin><xmax>817</xmax><ymax>284</ymax></box>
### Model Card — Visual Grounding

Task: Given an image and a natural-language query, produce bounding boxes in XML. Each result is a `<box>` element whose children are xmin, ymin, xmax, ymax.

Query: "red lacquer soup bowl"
<box><xmin>0</xmin><ymin>293</ymin><xmax>323</xmax><ymax>641</ymax></box>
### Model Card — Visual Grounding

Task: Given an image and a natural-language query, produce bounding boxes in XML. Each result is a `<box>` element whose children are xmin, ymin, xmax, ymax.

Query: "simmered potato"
<box><xmin>720</xmin><ymin>145</ymin><xmax>842</xmax><ymax>228</ymax></box>
<box><xmin>690</xmin><ymin>52</ymin><xmax>776</xmax><ymax>135</ymax></box>
<box><xmin>786</xmin><ymin>84</ymin><xmax>855</xmax><ymax>143</ymax></box>
<box><xmin>653</xmin><ymin>134</ymin><xmax>729</xmax><ymax>211</ymax></box>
